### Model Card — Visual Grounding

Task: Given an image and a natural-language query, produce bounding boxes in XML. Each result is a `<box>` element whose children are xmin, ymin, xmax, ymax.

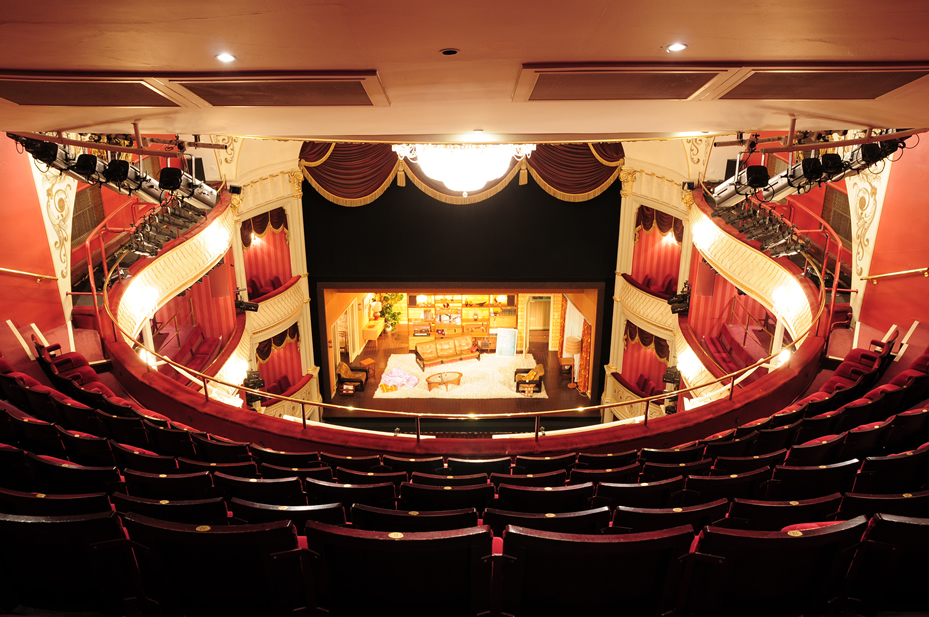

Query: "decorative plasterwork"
<box><xmin>30</xmin><ymin>160</ymin><xmax>78</xmax><ymax>320</ymax></box>
<box><xmin>681</xmin><ymin>136</ymin><xmax>715</xmax><ymax>182</ymax></box>
<box><xmin>116</xmin><ymin>205</ymin><xmax>236</xmax><ymax>341</ymax></box>
<box><xmin>690</xmin><ymin>207</ymin><xmax>814</xmax><ymax>341</ymax></box>
<box><xmin>615</xmin><ymin>277</ymin><xmax>675</xmax><ymax>340</ymax></box>
<box><xmin>844</xmin><ymin>162</ymin><xmax>893</xmax><ymax>317</ymax></box>
<box><xmin>236</xmin><ymin>169</ymin><xmax>304</xmax><ymax>217</ymax></box>
<box><xmin>604</xmin><ymin>378</ymin><xmax>664</xmax><ymax>422</ymax></box>
<box><xmin>619</xmin><ymin>167</ymin><xmax>690</xmax><ymax>220</ymax></box>
<box><xmin>211</xmin><ymin>134</ymin><xmax>242</xmax><ymax>181</ymax></box>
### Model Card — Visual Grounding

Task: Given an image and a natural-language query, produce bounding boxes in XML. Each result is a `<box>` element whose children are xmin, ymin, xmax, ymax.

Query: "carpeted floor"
<box><xmin>373</xmin><ymin>353</ymin><xmax>547</xmax><ymax>399</ymax></box>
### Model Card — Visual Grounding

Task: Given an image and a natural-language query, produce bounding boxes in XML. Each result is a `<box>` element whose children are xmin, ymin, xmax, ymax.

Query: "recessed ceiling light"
<box><xmin>216</xmin><ymin>53</ymin><xmax>236</xmax><ymax>63</ymax></box>
<box><xmin>666</xmin><ymin>43</ymin><xmax>687</xmax><ymax>53</ymax></box>
<box><xmin>440</xmin><ymin>48</ymin><xmax>459</xmax><ymax>56</ymax></box>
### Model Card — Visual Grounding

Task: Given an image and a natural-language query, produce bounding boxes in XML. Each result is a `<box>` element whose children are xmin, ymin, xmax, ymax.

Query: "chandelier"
<box><xmin>392</xmin><ymin>144</ymin><xmax>536</xmax><ymax>194</ymax></box>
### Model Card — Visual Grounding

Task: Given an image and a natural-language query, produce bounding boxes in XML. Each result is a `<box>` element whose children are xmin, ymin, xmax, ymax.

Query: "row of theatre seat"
<box><xmin>2</xmin><ymin>334</ymin><xmax>929</xmax><ymax>613</ymax></box>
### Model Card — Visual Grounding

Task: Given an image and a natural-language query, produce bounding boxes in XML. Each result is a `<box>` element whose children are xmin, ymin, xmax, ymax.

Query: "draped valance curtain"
<box><xmin>299</xmin><ymin>142</ymin><xmax>624</xmax><ymax>207</ymax></box>
<box><xmin>624</xmin><ymin>321</ymin><xmax>670</xmax><ymax>363</ymax></box>
<box><xmin>635</xmin><ymin>206</ymin><xmax>684</xmax><ymax>243</ymax></box>
<box><xmin>256</xmin><ymin>323</ymin><xmax>300</xmax><ymax>364</ymax></box>
<box><xmin>241</xmin><ymin>207</ymin><xmax>289</xmax><ymax>250</ymax></box>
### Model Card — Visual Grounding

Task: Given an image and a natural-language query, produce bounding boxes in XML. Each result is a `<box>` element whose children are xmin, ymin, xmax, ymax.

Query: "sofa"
<box><xmin>414</xmin><ymin>335</ymin><xmax>480</xmax><ymax>371</ymax></box>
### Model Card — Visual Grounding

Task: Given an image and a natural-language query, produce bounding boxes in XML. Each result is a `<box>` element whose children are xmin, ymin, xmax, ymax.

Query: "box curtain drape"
<box><xmin>624</xmin><ymin>321</ymin><xmax>670</xmax><ymax>363</ymax></box>
<box><xmin>241</xmin><ymin>207</ymin><xmax>289</xmax><ymax>250</ymax></box>
<box><xmin>256</xmin><ymin>323</ymin><xmax>300</xmax><ymax>364</ymax></box>
<box><xmin>634</xmin><ymin>206</ymin><xmax>684</xmax><ymax>243</ymax></box>
<box><xmin>299</xmin><ymin>142</ymin><xmax>624</xmax><ymax>207</ymax></box>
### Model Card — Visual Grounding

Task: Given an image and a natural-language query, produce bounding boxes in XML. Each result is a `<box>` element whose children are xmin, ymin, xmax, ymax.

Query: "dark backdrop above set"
<box><xmin>301</xmin><ymin>142</ymin><xmax>625</xmax><ymax>402</ymax></box>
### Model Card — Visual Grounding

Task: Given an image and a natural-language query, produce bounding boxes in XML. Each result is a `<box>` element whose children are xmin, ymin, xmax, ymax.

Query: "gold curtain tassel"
<box><xmin>519</xmin><ymin>159</ymin><xmax>528</xmax><ymax>185</ymax></box>
<box><xmin>397</xmin><ymin>169</ymin><xmax>406</xmax><ymax>187</ymax></box>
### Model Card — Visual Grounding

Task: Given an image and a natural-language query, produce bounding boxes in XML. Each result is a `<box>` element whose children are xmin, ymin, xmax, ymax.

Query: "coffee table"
<box><xmin>426</xmin><ymin>371</ymin><xmax>463</xmax><ymax>392</ymax></box>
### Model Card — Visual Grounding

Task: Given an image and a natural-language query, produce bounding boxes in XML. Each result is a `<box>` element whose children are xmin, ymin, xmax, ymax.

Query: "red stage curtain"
<box><xmin>299</xmin><ymin>141</ymin><xmax>624</xmax><ymax>205</ymax></box>
<box><xmin>257</xmin><ymin>323</ymin><xmax>300</xmax><ymax>363</ymax></box>
<box><xmin>635</xmin><ymin>205</ymin><xmax>684</xmax><ymax>243</ymax></box>
<box><xmin>527</xmin><ymin>143</ymin><xmax>624</xmax><ymax>201</ymax></box>
<box><xmin>578</xmin><ymin>320</ymin><xmax>592</xmax><ymax>395</ymax></box>
<box><xmin>624</xmin><ymin>321</ymin><xmax>670</xmax><ymax>362</ymax></box>
<box><xmin>300</xmin><ymin>142</ymin><xmax>399</xmax><ymax>206</ymax></box>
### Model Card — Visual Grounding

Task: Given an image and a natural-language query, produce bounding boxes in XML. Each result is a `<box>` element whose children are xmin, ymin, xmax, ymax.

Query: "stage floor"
<box><xmin>327</xmin><ymin>325</ymin><xmax>601</xmax><ymax>424</ymax></box>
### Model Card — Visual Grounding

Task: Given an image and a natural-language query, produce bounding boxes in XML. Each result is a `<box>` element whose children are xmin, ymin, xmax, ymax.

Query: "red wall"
<box><xmin>259</xmin><ymin>335</ymin><xmax>303</xmax><ymax>392</ymax></box>
<box><xmin>630</xmin><ymin>222</ymin><xmax>681</xmax><ymax>291</ymax></box>
<box><xmin>860</xmin><ymin>139</ymin><xmax>929</xmax><ymax>332</ymax></box>
<box><xmin>621</xmin><ymin>337</ymin><xmax>666</xmax><ymax>391</ymax></box>
<box><xmin>243</xmin><ymin>219</ymin><xmax>292</xmax><ymax>290</ymax></box>
<box><xmin>690</xmin><ymin>269</ymin><xmax>768</xmax><ymax>343</ymax></box>
<box><xmin>0</xmin><ymin>140</ymin><xmax>64</xmax><ymax>331</ymax></box>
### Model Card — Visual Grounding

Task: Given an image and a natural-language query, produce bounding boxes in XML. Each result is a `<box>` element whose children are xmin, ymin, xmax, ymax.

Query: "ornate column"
<box><xmin>844</xmin><ymin>163</ymin><xmax>893</xmax><ymax>321</ymax></box>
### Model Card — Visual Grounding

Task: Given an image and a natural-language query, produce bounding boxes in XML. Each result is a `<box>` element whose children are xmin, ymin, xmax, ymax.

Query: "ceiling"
<box><xmin>3</xmin><ymin>1</ymin><xmax>929</xmax><ymax>142</ymax></box>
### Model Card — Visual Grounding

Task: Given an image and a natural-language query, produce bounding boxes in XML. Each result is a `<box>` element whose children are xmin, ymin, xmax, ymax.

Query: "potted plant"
<box><xmin>380</xmin><ymin>293</ymin><xmax>403</xmax><ymax>332</ymax></box>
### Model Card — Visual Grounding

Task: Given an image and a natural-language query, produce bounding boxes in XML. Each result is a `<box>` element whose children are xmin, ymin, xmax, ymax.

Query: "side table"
<box><xmin>359</xmin><ymin>357</ymin><xmax>376</xmax><ymax>380</ymax></box>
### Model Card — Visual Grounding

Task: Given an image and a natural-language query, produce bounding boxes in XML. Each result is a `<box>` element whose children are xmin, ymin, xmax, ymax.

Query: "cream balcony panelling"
<box><xmin>619</xmin><ymin>167</ymin><xmax>690</xmax><ymax>221</ymax></box>
<box><xmin>236</xmin><ymin>169</ymin><xmax>304</xmax><ymax>218</ymax></box>
<box><xmin>261</xmin><ymin>370</ymin><xmax>321</xmax><ymax>422</ymax></box>
<box><xmin>690</xmin><ymin>208</ymin><xmax>814</xmax><ymax>341</ymax></box>
<box><xmin>615</xmin><ymin>277</ymin><xmax>676</xmax><ymax>340</ymax></box>
<box><xmin>231</xmin><ymin>138</ymin><xmax>304</xmax><ymax>186</ymax></box>
<box><xmin>116</xmin><ymin>206</ymin><xmax>236</xmax><ymax>342</ymax></box>
<box><xmin>603</xmin><ymin>377</ymin><xmax>665</xmax><ymax>423</ymax></box>
<box><xmin>247</xmin><ymin>280</ymin><xmax>307</xmax><ymax>338</ymax></box>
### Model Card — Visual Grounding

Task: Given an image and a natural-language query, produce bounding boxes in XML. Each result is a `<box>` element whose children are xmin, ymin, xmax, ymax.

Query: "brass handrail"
<box><xmin>0</xmin><ymin>266</ymin><xmax>57</xmax><ymax>282</ymax></box>
<box><xmin>860</xmin><ymin>267</ymin><xmax>929</xmax><ymax>284</ymax></box>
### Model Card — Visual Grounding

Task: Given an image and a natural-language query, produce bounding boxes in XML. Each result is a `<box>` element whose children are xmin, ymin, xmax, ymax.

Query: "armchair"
<box><xmin>515</xmin><ymin>364</ymin><xmax>545</xmax><ymax>393</ymax></box>
<box><xmin>336</xmin><ymin>361</ymin><xmax>367</xmax><ymax>392</ymax></box>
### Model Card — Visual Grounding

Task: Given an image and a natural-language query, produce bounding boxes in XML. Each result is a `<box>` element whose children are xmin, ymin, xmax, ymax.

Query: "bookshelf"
<box><xmin>406</xmin><ymin>293</ymin><xmax>516</xmax><ymax>351</ymax></box>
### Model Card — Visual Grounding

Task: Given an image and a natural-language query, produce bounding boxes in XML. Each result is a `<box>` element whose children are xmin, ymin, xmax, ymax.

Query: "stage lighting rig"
<box><xmin>667</xmin><ymin>281</ymin><xmax>691</xmax><ymax>316</ymax></box>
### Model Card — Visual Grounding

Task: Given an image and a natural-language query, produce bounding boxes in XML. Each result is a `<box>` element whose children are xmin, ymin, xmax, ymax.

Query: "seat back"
<box><xmin>682</xmin><ymin>517</ymin><xmax>868</xmax><ymax>617</ymax></box>
<box><xmin>111</xmin><ymin>492</ymin><xmax>228</xmax><ymax>525</ymax></box>
<box><xmin>123</xmin><ymin>469</ymin><xmax>218</xmax><ymax>500</ymax></box>
<box><xmin>483</xmin><ymin>506</ymin><xmax>610</xmax><ymax>536</ymax></box>
<box><xmin>513</xmin><ymin>452</ymin><xmax>575</xmax><ymax>474</ymax></box>
<box><xmin>576</xmin><ymin>449</ymin><xmax>639</xmax><ymax>469</ymax></box>
<box><xmin>229</xmin><ymin>498</ymin><xmax>346</xmax><ymax>527</ymax></box>
<box><xmin>336</xmin><ymin>466</ymin><xmax>407</xmax><ymax>488</ymax></box>
<box><xmin>640</xmin><ymin>444</ymin><xmax>704</xmax><ymax>464</ymax></box>
<box><xmin>446</xmin><ymin>456</ymin><xmax>511</xmax><ymax>476</ymax></box>
<box><xmin>400</xmin><ymin>482</ymin><xmax>495</xmax><ymax>514</ymax></box>
<box><xmin>124</xmin><ymin>513</ymin><xmax>309</xmax><ymax>616</ymax></box>
<box><xmin>303</xmin><ymin>477</ymin><xmax>395</xmax><ymax>519</ymax></box>
<box><xmin>213</xmin><ymin>471</ymin><xmax>307</xmax><ymax>505</ymax></box>
<box><xmin>351</xmin><ymin>503</ymin><xmax>479</xmax><ymax>532</ymax></box>
<box><xmin>250</xmin><ymin>444</ymin><xmax>319</xmax><ymax>468</ymax></box>
<box><xmin>595</xmin><ymin>476</ymin><xmax>684</xmax><ymax>509</ymax></box>
<box><xmin>191</xmin><ymin>432</ymin><xmax>253</xmax><ymax>463</ymax></box>
<box><xmin>767</xmin><ymin>459</ymin><xmax>859</xmax><ymax>500</ymax></box>
<box><xmin>712</xmin><ymin>449</ymin><xmax>787</xmax><ymax>474</ymax></box>
<box><xmin>611</xmin><ymin>498</ymin><xmax>729</xmax><ymax>534</ymax></box>
<box><xmin>305</xmin><ymin>522</ymin><xmax>492</xmax><ymax>617</ymax></box>
<box><xmin>839</xmin><ymin>489</ymin><xmax>929</xmax><ymax>519</ymax></box>
<box><xmin>0</xmin><ymin>485</ymin><xmax>111</xmax><ymax>516</ymax></box>
<box><xmin>382</xmin><ymin>455</ymin><xmax>445</xmax><ymax>475</ymax></box>
<box><xmin>411</xmin><ymin>471</ymin><xmax>488</xmax><ymax>487</ymax></box>
<box><xmin>569</xmin><ymin>462</ymin><xmax>641</xmax><ymax>486</ymax></box>
<box><xmin>725</xmin><ymin>493</ymin><xmax>843</xmax><ymax>531</ymax></box>
<box><xmin>845</xmin><ymin>513</ymin><xmax>929</xmax><ymax>613</ymax></box>
<box><xmin>319</xmin><ymin>451</ymin><xmax>380</xmax><ymax>472</ymax></box>
<box><xmin>0</xmin><ymin>511</ymin><xmax>139</xmax><ymax>614</ymax></box>
<box><xmin>497</xmin><ymin>482</ymin><xmax>594</xmax><ymax>513</ymax></box>
<box><xmin>682</xmin><ymin>467</ymin><xmax>770</xmax><ymax>504</ymax></box>
<box><xmin>490</xmin><ymin>469</ymin><xmax>566</xmax><ymax>489</ymax></box>
<box><xmin>500</xmin><ymin>524</ymin><xmax>692</xmax><ymax>616</ymax></box>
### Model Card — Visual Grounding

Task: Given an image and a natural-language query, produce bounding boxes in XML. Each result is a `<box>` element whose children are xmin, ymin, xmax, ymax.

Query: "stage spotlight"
<box><xmin>72</xmin><ymin>154</ymin><xmax>99</xmax><ymax>177</ymax></box>
<box><xmin>820</xmin><ymin>153</ymin><xmax>844</xmax><ymax>176</ymax></box>
<box><xmin>859</xmin><ymin>143</ymin><xmax>883</xmax><ymax>166</ymax></box>
<box><xmin>235</xmin><ymin>299</ymin><xmax>260</xmax><ymax>312</ymax></box>
<box><xmin>159</xmin><ymin>167</ymin><xmax>184</xmax><ymax>192</ymax></box>
<box><xmin>31</xmin><ymin>141</ymin><xmax>60</xmax><ymax>165</ymax></box>
<box><xmin>878</xmin><ymin>138</ymin><xmax>902</xmax><ymax>159</ymax></box>
<box><xmin>104</xmin><ymin>159</ymin><xmax>130</xmax><ymax>184</ymax></box>
<box><xmin>745</xmin><ymin>165</ymin><xmax>770</xmax><ymax>189</ymax></box>
<box><xmin>801</xmin><ymin>157</ymin><xmax>823</xmax><ymax>181</ymax></box>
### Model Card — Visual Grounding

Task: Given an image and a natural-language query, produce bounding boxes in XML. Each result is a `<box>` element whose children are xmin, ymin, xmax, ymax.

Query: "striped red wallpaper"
<box><xmin>630</xmin><ymin>225</ymin><xmax>681</xmax><ymax>292</ymax></box>
<box><xmin>621</xmin><ymin>336</ymin><xmax>666</xmax><ymax>392</ymax></box>
<box><xmin>689</xmin><ymin>272</ymin><xmax>770</xmax><ymax>343</ymax></box>
<box><xmin>243</xmin><ymin>220</ymin><xmax>292</xmax><ymax>291</ymax></box>
<box><xmin>259</xmin><ymin>335</ymin><xmax>303</xmax><ymax>392</ymax></box>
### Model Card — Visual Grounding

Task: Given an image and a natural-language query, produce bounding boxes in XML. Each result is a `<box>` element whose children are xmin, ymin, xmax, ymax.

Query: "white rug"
<box><xmin>373</xmin><ymin>353</ymin><xmax>547</xmax><ymax>399</ymax></box>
